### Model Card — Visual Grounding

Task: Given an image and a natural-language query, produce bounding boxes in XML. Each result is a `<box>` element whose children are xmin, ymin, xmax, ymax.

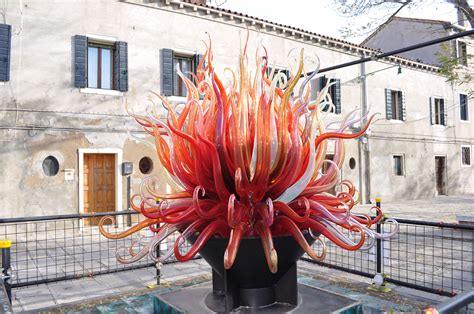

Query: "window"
<box><xmin>73</xmin><ymin>35</ymin><xmax>128</xmax><ymax>92</ymax></box>
<box><xmin>457</xmin><ymin>41</ymin><xmax>468</xmax><ymax>66</ymax></box>
<box><xmin>0</xmin><ymin>24</ymin><xmax>11</xmax><ymax>82</ymax></box>
<box><xmin>266</xmin><ymin>66</ymin><xmax>290</xmax><ymax>81</ymax></box>
<box><xmin>42</xmin><ymin>156</ymin><xmax>60</xmax><ymax>177</ymax></box>
<box><xmin>460</xmin><ymin>94</ymin><xmax>469</xmax><ymax>121</ymax></box>
<box><xmin>88</xmin><ymin>43</ymin><xmax>114</xmax><ymax>89</ymax></box>
<box><xmin>385</xmin><ymin>89</ymin><xmax>405</xmax><ymax>121</ymax></box>
<box><xmin>173</xmin><ymin>55</ymin><xmax>194</xmax><ymax>97</ymax></box>
<box><xmin>311</xmin><ymin>76</ymin><xmax>341</xmax><ymax>114</ymax></box>
<box><xmin>431</xmin><ymin>97</ymin><xmax>447</xmax><ymax>126</ymax></box>
<box><xmin>349</xmin><ymin>157</ymin><xmax>356</xmax><ymax>170</ymax></box>
<box><xmin>393</xmin><ymin>155</ymin><xmax>404</xmax><ymax>176</ymax></box>
<box><xmin>161</xmin><ymin>49</ymin><xmax>203</xmax><ymax>97</ymax></box>
<box><xmin>461</xmin><ymin>146</ymin><xmax>471</xmax><ymax>167</ymax></box>
<box><xmin>139</xmin><ymin>157</ymin><xmax>154</xmax><ymax>174</ymax></box>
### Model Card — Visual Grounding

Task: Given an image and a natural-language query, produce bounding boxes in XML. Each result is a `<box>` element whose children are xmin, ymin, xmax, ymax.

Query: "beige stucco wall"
<box><xmin>0</xmin><ymin>0</ymin><xmax>472</xmax><ymax>217</ymax></box>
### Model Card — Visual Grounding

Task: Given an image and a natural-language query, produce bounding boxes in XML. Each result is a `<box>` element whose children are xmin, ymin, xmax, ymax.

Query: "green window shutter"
<box><xmin>161</xmin><ymin>48</ymin><xmax>174</xmax><ymax>96</ymax></box>
<box><xmin>114</xmin><ymin>41</ymin><xmax>128</xmax><ymax>92</ymax></box>
<box><xmin>400</xmin><ymin>91</ymin><xmax>406</xmax><ymax>121</ymax></box>
<box><xmin>385</xmin><ymin>89</ymin><xmax>392</xmax><ymax>120</ymax></box>
<box><xmin>0</xmin><ymin>24</ymin><xmax>11</xmax><ymax>82</ymax></box>
<box><xmin>442</xmin><ymin>99</ymin><xmax>448</xmax><ymax>126</ymax></box>
<box><xmin>334</xmin><ymin>79</ymin><xmax>341</xmax><ymax>114</ymax></box>
<box><xmin>73</xmin><ymin>35</ymin><xmax>87</xmax><ymax>88</ymax></box>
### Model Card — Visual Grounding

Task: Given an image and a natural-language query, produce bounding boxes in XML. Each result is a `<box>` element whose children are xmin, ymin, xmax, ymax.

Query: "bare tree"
<box><xmin>334</xmin><ymin>0</ymin><xmax>472</xmax><ymax>38</ymax></box>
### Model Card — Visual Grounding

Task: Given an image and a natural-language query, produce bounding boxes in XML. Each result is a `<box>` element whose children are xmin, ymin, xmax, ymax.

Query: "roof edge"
<box><xmin>157</xmin><ymin>0</ymin><xmax>441</xmax><ymax>73</ymax></box>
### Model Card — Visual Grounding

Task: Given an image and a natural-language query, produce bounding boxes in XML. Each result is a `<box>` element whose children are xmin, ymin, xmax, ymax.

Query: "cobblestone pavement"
<box><xmin>357</xmin><ymin>194</ymin><xmax>474</xmax><ymax>222</ymax></box>
<box><xmin>12</xmin><ymin>259</ymin><xmax>449</xmax><ymax>313</ymax></box>
<box><xmin>6</xmin><ymin>195</ymin><xmax>474</xmax><ymax>312</ymax></box>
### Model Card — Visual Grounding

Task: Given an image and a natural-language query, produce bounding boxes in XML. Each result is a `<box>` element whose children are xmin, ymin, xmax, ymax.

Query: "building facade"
<box><xmin>0</xmin><ymin>0</ymin><xmax>472</xmax><ymax>218</ymax></box>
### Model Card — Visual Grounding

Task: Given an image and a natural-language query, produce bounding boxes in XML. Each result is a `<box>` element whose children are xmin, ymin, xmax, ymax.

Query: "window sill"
<box><xmin>79</xmin><ymin>88</ymin><xmax>123</xmax><ymax>97</ymax></box>
<box><xmin>0</xmin><ymin>82</ymin><xmax>5</xmax><ymax>86</ymax></box>
<box><xmin>432</xmin><ymin>124</ymin><xmax>447</xmax><ymax>128</ymax></box>
<box><xmin>459</xmin><ymin>119</ymin><xmax>470</xmax><ymax>124</ymax></box>
<box><xmin>388</xmin><ymin>119</ymin><xmax>404</xmax><ymax>124</ymax></box>
<box><xmin>167</xmin><ymin>96</ymin><xmax>188</xmax><ymax>103</ymax></box>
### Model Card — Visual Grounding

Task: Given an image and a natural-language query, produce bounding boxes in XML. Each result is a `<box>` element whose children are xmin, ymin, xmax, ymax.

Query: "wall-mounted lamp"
<box><xmin>397</xmin><ymin>63</ymin><xmax>402</xmax><ymax>75</ymax></box>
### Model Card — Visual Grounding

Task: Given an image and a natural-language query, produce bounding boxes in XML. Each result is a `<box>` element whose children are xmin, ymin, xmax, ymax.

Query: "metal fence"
<box><xmin>304</xmin><ymin>216</ymin><xmax>474</xmax><ymax>297</ymax></box>
<box><xmin>1</xmin><ymin>207</ymin><xmax>473</xmax><ymax>303</ymax></box>
<box><xmin>0</xmin><ymin>211</ymin><xmax>194</xmax><ymax>296</ymax></box>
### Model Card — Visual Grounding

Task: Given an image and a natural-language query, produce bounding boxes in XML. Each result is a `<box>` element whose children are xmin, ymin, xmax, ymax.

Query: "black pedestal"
<box><xmin>189</xmin><ymin>233</ymin><xmax>316</xmax><ymax>312</ymax></box>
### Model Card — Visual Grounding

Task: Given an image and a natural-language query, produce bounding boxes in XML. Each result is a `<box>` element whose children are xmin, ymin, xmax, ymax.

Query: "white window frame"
<box><xmin>456</xmin><ymin>40</ymin><xmax>468</xmax><ymax>67</ymax></box>
<box><xmin>79</xmin><ymin>34</ymin><xmax>123</xmax><ymax>96</ymax></box>
<box><xmin>459</xmin><ymin>93</ymin><xmax>469</xmax><ymax>122</ymax></box>
<box><xmin>432</xmin><ymin>96</ymin><xmax>446</xmax><ymax>126</ymax></box>
<box><xmin>461</xmin><ymin>145</ymin><xmax>472</xmax><ymax>167</ymax></box>
<box><xmin>392</xmin><ymin>154</ymin><xmax>405</xmax><ymax>176</ymax></box>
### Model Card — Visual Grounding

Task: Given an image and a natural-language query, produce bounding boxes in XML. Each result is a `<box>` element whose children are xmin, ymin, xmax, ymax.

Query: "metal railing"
<box><xmin>0</xmin><ymin>210</ymin><xmax>195</xmax><ymax>303</ymax></box>
<box><xmin>434</xmin><ymin>288</ymin><xmax>474</xmax><ymax>314</ymax></box>
<box><xmin>304</xmin><ymin>209</ymin><xmax>474</xmax><ymax>297</ymax></box>
<box><xmin>1</xmin><ymin>205</ymin><xmax>473</xmax><ymax>303</ymax></box>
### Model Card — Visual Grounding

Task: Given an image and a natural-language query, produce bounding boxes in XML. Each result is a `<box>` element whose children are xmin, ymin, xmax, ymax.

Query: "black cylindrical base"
<box><xmin>190</xmin><ymin>233</ymin><xmax>316</xmax><ymax>312</ymax></box>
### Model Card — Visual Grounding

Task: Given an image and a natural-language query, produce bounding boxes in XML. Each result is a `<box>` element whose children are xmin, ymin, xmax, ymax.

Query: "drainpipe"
<box><xmin>360</xmin><ymin>56</ymin><xmax>371</xmax><ymax>203</ymax></box>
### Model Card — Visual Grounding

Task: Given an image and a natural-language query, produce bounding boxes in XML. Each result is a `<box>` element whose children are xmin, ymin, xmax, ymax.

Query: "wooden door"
<box><xmin>83</xmin><ymin>154</ymin><xmax>116</xmax><ymax>226</ymax></box>
<box><xmin>435</xmin><ymin>156</ymin><xmax>447</xmax><ymax>196</ymax></box>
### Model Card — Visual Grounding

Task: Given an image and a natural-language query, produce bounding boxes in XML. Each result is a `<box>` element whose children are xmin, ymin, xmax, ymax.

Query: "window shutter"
<box><xmin>162</xmin><ymin>48</ymin><xmax>174</xmax><ymax>96</ymax></box>
<box><xmin>429</xmin><ymin>97</ymin><xmax>434</xmax><ymax>125</ymax></box>
<box><xmin>442</xmin><ymin>99</ymin><xmax>448</xmax><ymax>126</ymax></box>
<box><xmin>194</xmin><ymin>54</ymin><xmax>204</xmax><ymax>71</ymax></box>
<box><xmin>0</xmin><ymin>24</ymin><xmax>11</xmax><ymax>82</ymax></box>
<box><xmin>73</xmin><ymin>35</ymin><xmax>87</xmax><ymax>88</ymax></box>
<box><xmin>334</xmin><ymin>79</ymin><xmax>341</xmax><ymax>114</ymax></box>
<box><xmin>400</xmin><ymin>91</ymin><xmax>406</xmax><ymax>121</ymax></box>
<box><xmin>114</xmin><ymin>41</ymin><xmax>128</xmax><ymax>92</ymax></box>
<box><xmin>309</xmin><ymin>78</ymin><xmax>319</xmax><ymax>101</ymax></box>
<box><xmin>385</xmin><ymin>89</ymin><xmax>392</xmax><ymax>120</ymax></box>
<box><xmin>319</xmin><ymin>75</ymin><xmax>326</xmax><ymax>90</ymax></box>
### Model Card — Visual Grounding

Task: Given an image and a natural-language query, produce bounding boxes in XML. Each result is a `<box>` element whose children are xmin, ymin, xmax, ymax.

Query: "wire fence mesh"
<box><xmin>0</xmin><ymin>211</ymin><xmax>193</xmax><ymax>288</ymax></box>
<box><xmin>1</xmin><ymin>211</ymin><xmax>473</xmax><ymax>298</ymax></box>
<box><xmin>305</xmin><ymin>218</ymin><xmax>474</xmax><ymax>296</ymax></box>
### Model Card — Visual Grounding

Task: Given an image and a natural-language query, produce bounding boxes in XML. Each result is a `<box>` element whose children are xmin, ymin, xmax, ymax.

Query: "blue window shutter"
<box><xmin>442</xmin><ymin>99</ymin><xmax>447</xmax><ymax>126</ymax></box>
<box><xmin>334</xmin><ymin>79</ymin><xmax>341</xmax><ymax>114</ymax></box>
<box><xmin>162</xmin><ymin>48</ymin><xmax>174</xmax><ymax>96</ymax></box>
<box><xmin>429</xmin><ymin>97</ymin><xmax>434</xmax><ymax>125</ymax></box>
<box><xmin>385</xmin><ymin>89</ymin><xmax>392</xmax><ymax>120</ymax></box>
<box><xmin>0</xmin><ymin>24</ymin><xmax>12</xmax><ymax>82</ymax></box>
<box><xmin>114</xmin><ymin>41</ymin><xmax>128</xmax><ymax>92</ymax></box>
<box><xmin>74</xmin><ymin>35</ymin><xmax>87</xmax><ymax>88</ymax></box>
<box><xmin>400</xmin><ymin>91</ymin><xmax>406</xmax><ymax>121</ymax></box>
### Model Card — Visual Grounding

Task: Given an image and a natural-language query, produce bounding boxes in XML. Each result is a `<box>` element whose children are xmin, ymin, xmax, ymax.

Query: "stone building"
<box><xmin>0</xmin><ymin>0</ymin><xmax>472</xmax><ymax>218</ymax></box>
<box><xmin>362</xmin><ymin>16</ymin><xmax>471</xmax><ymax>66</ymax></box>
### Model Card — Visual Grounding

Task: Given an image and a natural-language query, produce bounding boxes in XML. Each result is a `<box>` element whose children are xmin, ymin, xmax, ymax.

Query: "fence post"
<box><xmin>156</xmin><ymin>223</ymin><xmax>161</xmax><ymax>286</ymax></box>
<box><xmin>370</xmin><ymin>198</ymin><xmax>390</xmax><ymax>292</ymax></box>
<box><xmin>1</xmin><ymin>240</ymin><xmax>12</xmax><ymax>303</ymax></box>
<box><xmin>376</xmin><ymin>198</ymin><xmax>382</xmax><ymax>276</ymax></box>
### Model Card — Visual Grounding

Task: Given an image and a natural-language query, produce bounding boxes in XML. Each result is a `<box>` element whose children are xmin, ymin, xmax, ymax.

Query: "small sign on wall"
<box><xmin>63</xmin><ymin>169</ymin><xmax>75</xmax><ymax>181</ymax></box>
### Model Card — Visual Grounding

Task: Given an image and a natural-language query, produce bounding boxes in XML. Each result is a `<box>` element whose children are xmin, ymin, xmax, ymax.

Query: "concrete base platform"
<box><xmin>155</xmin><ymin>283</ymin><xmax>361</xmax><ymax>313</ymax></box>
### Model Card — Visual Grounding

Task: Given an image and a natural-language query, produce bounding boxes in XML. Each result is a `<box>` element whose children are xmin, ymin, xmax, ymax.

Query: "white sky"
<box><xmin>216</xmin><ymin>0</ymin><xmax>463</xmax><ymax>44</ymax></box>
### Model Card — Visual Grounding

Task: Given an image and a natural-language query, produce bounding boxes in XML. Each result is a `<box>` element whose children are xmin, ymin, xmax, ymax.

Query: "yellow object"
<box><xmin>0</xmin><ymin>240</ymin><xmax>12</xmax><ymax>248</ymax></box>
<box><xmin>147</xmin><ymin>283</ymin><xmax>157</xmax><ymax>289</ymax></box>
<box><xmin>375</xmin><ymin>197</ymin><xmax>382</xmax><ymax>203</ymax></box>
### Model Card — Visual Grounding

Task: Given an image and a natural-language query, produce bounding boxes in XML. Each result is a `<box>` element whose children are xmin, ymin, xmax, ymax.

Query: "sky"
<box><xmin>214</xmin><ymin>0</ymin><xmax>463</xmax><ymax>44</ymax></box>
